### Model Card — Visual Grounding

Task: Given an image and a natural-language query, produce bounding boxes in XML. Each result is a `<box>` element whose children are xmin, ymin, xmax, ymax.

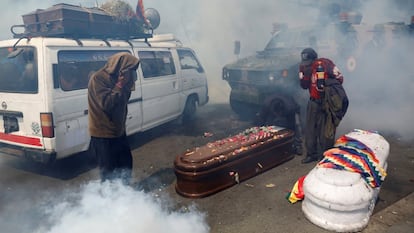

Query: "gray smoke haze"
<box><xmin>0</xmin><ymin>0</ymin><xmax>413</xmax><ymax>232</ymax></box>
<box><xmin>0</xmin><ymin>0</ymin><xmax>412</xmax><ymax>141</ymax></box>
<box><xmin>0</xmin><ymin>5</ymin><xmax>412</xmax><ymax>141</ymax></box>
<box><xmin>335</xmin><ymin>1</ymin><xmax>414</xmax><ymax>140</ymax></box>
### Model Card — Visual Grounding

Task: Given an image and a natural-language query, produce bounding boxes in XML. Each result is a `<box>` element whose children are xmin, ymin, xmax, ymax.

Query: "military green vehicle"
<box><xmin>222</xmin><ymin>19</ymin><xmax>359</xmax><ymax>123</ymax></box>
<box><xmin>222</xmin><ymin>0</ymin><xmax>414</xmax><ymax>123</ymax></box>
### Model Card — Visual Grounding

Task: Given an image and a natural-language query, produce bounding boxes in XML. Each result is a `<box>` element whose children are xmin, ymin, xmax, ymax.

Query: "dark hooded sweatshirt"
<box><xmin>88</xmin><ymin>52</ymin><xmax>139</xmax><ymax>138</ymax></box>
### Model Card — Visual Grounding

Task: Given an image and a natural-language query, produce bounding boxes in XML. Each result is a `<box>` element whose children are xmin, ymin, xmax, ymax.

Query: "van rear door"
<box><xmin>0</xmin><ymin>46</ymin><xmax>47</xmax><ymax>157</ymax></box>
<box><xmin>52</xmin><ymin>49</ymin><xmax>132</xmax><ymax>158</ymax></box>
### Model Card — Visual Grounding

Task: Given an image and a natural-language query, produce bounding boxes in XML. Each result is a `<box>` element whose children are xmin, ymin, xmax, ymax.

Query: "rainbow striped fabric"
<box><xmin>286</xmin><ymin>175</ymin><xmax>306</xmax><ymax>204</ymax></box>
<box><xmin>317</xmin><ymin>135</ymin><xmax>387</xmax><ymax>188</ymax></box>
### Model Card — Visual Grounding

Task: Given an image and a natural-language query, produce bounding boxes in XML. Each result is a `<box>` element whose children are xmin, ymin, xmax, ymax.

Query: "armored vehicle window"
<box><xmin>306</xmin><ymin>28</ymin><xmax>332</xmax><ymax>49</ymax></box>
<box><xmin>177</xmin><ymin>49</ymin><xmax>204</xmax><ymax>73</ymax></box>
<box><xmin>0</xmin><ymin>47</ymin><xmax>38</xmax><ymax>93</ymax></box>
<box><xmin>265</xmin><ymin>30</ymin><xmax>302</xmax><ymax>50</ymax></box>
<box><xmin>138</xmin><ymin>50</ymin><xmax>176</xmax><ymax>78</ymax></box>
<box><xmin>56</xmin><ymin>50</ymin><xmax>128</xmax><ymax>91</ymax></box>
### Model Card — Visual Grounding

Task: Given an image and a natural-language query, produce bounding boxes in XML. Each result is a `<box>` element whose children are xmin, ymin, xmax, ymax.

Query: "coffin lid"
<box><xmin>175</xmin><ymin>127</ymin><xmax>294</xmax><ymax>171</ymax></box>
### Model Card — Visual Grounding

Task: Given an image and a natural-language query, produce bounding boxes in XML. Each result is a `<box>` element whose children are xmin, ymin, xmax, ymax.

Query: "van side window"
<box><xmin>0</xmin><ymin>47</ymin><xmax>38</xmax><ymax>94</ymax></box>
<box><xmin>57</xmin><ymin>50</ymin><xmax>129</xmax><ymax>91</ymax></box>
<box><xmin>177</xmin><ymin>49</ymin><xmax>204</xmax><ymax>73</ymax></box>
<box><xmin>138</xmin><ymin>50</ymin><xmax>176</xmax><ymax>78</ymax></box>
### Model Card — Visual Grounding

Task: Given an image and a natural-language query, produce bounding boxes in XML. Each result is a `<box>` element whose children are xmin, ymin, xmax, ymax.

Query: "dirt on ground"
<box><xmin>0</xmin><ymin>101</ymin><xmax>412</xmax><ymax>233</ymax></box>
<box><xmin>127</xmin><ymin>102</ymin><xmax>414</xmax><ymax>233</ymax></box>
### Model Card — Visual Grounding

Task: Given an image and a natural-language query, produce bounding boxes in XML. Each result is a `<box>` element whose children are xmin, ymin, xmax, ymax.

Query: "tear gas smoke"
<box><xmin>336</xmin><ymin>0</ymin><xmax>414</xmax><ymax>141</ymax></box>
<box><xmin>139</xmin><ymin>0</ymin><xmax>414</xmax><ymax>140</ymax></box>
<box><xmin>33</xmin><ymin>180</ymin><xmax>209</xmax><ymax>233</ymax></box>
<box><xmin>0</xmin><ymin>1</ymin><xmax>413</xmax><ymax>232</ymax></box>
<box><xmin>0</xmin><ymin>0</ymin><xmax>413</xmax><ymax>134</ymax></box>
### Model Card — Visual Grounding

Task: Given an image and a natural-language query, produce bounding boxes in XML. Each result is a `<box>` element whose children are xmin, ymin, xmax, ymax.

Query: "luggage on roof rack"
<box><xmin>12</xmin><ymin>3</ymin><xmax>152</xmax><ymax>40</ymax></box>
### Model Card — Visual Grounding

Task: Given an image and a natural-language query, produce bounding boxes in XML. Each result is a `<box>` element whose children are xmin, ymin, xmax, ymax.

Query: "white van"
<box><xmin>0</xmin><ymin>34</ymin><xmax>209</xmax><ymax>163</ymax></box>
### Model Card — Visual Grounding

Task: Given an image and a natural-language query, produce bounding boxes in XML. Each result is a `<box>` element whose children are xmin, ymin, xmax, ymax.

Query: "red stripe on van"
<box><xmin>0</xmin><ymin>132</ymin><xmax>42</xmax><ymax>146</ymax></box>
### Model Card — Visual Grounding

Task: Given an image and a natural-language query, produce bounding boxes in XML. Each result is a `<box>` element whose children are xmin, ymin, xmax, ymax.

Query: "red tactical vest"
<box><xmin>308</xmin><ymin>58</ymin><xmax>336</xmax><ymax>99</ymax></box>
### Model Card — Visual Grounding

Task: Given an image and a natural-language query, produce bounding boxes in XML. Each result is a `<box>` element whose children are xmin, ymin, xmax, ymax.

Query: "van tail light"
<box><xmin>40</xmin><ymin>113</ymin><xmax>55</xmax><ymax>138</ymax></box>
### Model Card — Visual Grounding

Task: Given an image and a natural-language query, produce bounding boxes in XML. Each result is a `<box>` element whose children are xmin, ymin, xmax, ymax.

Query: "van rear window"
<box><xmin>0</xmin><ymin>47</ymin><xmax>38</xmax><ymax>93</ymax></box>
<box><xmin>57</xmin><ymin>50</ymin><xmax>129</xmax><ymax>91</ymax></box>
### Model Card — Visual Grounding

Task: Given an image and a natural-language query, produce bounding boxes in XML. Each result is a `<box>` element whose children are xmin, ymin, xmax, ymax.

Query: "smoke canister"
<box><xmin>316</xmin><ymin>61</ymin><xmax>325</xmax><ymax>91</ymax></box>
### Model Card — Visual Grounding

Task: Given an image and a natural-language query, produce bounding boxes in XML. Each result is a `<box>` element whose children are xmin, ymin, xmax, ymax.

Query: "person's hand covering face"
<box><xmin>118</xmin><ymin>69</ymin><xmax>138</xmax><ymax>91</ymax></box>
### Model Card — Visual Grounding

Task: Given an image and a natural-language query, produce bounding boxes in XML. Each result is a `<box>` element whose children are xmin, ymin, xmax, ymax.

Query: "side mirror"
<box><xmin>7</xmin><ymin>36</ymin><xmax>30</xmax><ymax>59</ymax></box>
<box><xmin>197</xmin><ymin>66</ymin><xmax>204</xmax><ymax>73</ymax></box>
<box><xmin>7</xmin><ymin>48</ymin><xmax>24</xmax><ymax>59</ymax></box>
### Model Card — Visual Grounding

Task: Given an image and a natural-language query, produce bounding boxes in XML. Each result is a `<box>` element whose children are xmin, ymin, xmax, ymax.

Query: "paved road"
<box><xmin>0</xmin><ymin>103</ymin><xmax>413</xmax><ymax>233</ymax></box>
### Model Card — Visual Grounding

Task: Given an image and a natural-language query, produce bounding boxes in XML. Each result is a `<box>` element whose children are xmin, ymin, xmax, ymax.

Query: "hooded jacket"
<box><xmin>88</xmin><ymin>52</ymin><xmax>139</xmax><ymax>138</ymax></box>
<box><xmin>323</xmin><ymin>78</ymin><xmax>349</xmax><ymax>138</ymax></box>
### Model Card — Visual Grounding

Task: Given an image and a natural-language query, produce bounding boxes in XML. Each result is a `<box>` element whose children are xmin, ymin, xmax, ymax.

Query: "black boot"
<box><xmin>301</xmin><ymin>156</ymin><xmax>318</xmax><ymax>164</ymax></box>
<box><xmin>293</xmin><ymin>144</ymin><xmax>303</xmax><ymax>155</ymax></box>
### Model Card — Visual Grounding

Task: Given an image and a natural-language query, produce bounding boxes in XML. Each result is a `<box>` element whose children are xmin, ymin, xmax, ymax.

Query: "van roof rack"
<box><xmin>10</xmin><ymin>24</ymin><xmax>153</xmax><ymax>41</ymax></box>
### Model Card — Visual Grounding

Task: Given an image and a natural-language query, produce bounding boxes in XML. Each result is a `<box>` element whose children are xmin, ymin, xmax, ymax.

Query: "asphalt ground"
<box><xmin>0</xmin><ymin>103</ymin><xmax>413</xmax><ymax>233</ymax></box>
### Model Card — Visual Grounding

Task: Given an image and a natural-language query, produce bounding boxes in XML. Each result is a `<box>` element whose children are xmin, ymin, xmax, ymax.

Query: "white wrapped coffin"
<box><xmin>302</xmin><ymin>129</ymin><xmax>389</xmax><ymax>232</ymax></box>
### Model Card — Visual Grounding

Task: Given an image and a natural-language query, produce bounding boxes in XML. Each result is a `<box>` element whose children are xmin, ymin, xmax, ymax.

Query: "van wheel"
<box><xmin>183</xmin><ymin>96</ymin><xmax>197</xmax><ymax>123</ymax></box>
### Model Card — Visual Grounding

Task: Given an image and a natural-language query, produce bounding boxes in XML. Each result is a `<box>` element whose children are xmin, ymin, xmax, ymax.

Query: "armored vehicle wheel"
<box><xmin>229</xmin><ymin>94</ymin><xmax>258</xmax><ymax>121</ymax></box>
<box><xmin>260</xmin><ymin>97</ymin><xmax>289</xmax><ymax>127</ymax></box>
<box><xmin>268</xmin><ymin>98</ymin><xmax>286</xmax><ymax>117</ymax></box>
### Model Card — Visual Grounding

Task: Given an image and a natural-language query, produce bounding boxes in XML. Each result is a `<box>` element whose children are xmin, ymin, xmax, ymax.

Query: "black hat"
<box><xmin>301</xmin><ymin>48</ymin><xmax>318</xmax><ymax>61</ymax></box>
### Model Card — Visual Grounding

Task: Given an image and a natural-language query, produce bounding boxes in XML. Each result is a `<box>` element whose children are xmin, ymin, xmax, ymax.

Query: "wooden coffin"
<box><xmin>20</xmin><ymin>3</ymin><xmax>145</xmax><ymax>39</ymax></box>
<box><xmin>174</xmin><ymin>126</ymin><xmax>295</xmax><ymax>198</ymax></box>
<box><xmin>36</xmin><ymin>4</ymin><xmax>112</xmax><ymax>37</ymax></box>
<box><xmin>22</xmin><ymin>9</ymin><xmax>43</xmax><ymax>34</ymax></box>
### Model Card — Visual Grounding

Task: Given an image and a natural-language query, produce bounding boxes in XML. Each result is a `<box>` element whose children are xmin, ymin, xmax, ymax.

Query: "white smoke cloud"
<box><xmin>34</xmin><ymin>180</ymin><xmax>209</xmax><ymax>233</ymax></box>
<box><xmin>0</xmin><ymin>1</ymin><xmax>413</xmax><ymax>232</ymax></box>
<box><xmin>1</xmin><ymin>0</ymin><xmax>413</xmax><ymax>132</ymax></box>
<box><xmin>336</xmin><ymin>0</ymin><xmax>414</xmax><ymax>141</ymax></box>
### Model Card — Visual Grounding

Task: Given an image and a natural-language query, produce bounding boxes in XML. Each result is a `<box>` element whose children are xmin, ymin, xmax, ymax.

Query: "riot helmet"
<box><xmin>301</xmin><ymin>48</ymin><xmax>318</xmax><ymax>62</ymax></box>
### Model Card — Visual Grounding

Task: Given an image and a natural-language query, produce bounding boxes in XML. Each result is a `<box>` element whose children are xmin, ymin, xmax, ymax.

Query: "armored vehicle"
<box><xmin>222</xmin><ymin>0</ymin><xmax>414</xmax><ymax>123</ymax></box>
<box><xmin>222</xmin><ymin>19</ymin><xmax>360</xmax><ymax>123</ymax></box>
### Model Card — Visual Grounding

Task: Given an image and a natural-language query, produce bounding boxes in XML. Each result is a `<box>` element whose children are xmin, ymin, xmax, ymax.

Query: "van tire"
<box><xmin>183</xmin><ymin>95</ymin><xmax>197</xmax><ymax>123</ymax></box>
